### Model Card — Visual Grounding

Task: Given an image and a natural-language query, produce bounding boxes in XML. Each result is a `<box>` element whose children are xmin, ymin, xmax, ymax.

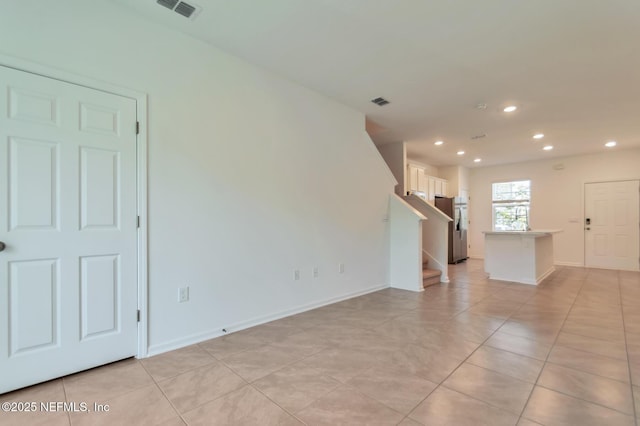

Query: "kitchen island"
<box><xmin>483</xmin><ymin>230</ymin><xmax>562</xmax><ymax>285</ymax></box>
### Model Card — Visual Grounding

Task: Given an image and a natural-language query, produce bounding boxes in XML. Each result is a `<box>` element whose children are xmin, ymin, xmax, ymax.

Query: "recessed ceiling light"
<box><xmin>543</xmin><ymin>145</ymin><xmax>553</xmax><ymax>151</ymax></box>
<box><xmin>503</xmin><ymin>105</ymin><xmax>517</xmax><ymax>113</ymax></box>
<box><xmin>434</xmin><ymin>140</ymin><xmax>444</xmax><ymax>146</ymax></box>
<box><xmin>533</xmin><ymin>133</ymin><xmax>544</xmax><ymax>139</ymax></box>
<box><xmin>457</xmin><ymin>150</ymin><xmax>465</xmax><ymax>155</ymax></box>
<box><xmin>474</xmin><ymin>158</ymin><xmax>482</xmax><ymax>163</ymax></box>
<box><xmin>605</xmin><ymin>141</ymin><xmax>617</xmax><ymax>147</ymax></box>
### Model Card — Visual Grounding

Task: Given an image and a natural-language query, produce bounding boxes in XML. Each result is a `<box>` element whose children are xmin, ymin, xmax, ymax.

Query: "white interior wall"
<box><xmin>0</xmin><ymin>0</ymin><xmax>395</xmax><ymax>354</ymax></box>
<box><xmin>469</xmin><ymin>148</ymin><xmax>640</xmax><ymax>266</ymax></box>
<box><xmin>439</xmin><ymin>166</ymin><xmax>470</xmax><ymax>199</ymax></box>
<box><xmin>459</xmin><ymin>167</ymin><xmax>470</xmax><ymax>196</ymax></box>
<box><xmin>439</xmin><ymin>166</ymin><xmax>459</xmax><ymax>196</ymax></box>
<box><xmin>389</xmin><ymin>196</ymin><xmax>425</xmax><ymax>292</ymax></box>
<box><xmin>377</xmin><ymin>142</ymin><xmax>406</xmax><ymax>195</ymax></box>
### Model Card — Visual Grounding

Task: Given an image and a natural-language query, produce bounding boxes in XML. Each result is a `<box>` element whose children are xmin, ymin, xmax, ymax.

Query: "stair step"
<box><xmin>422</xmin><ymin>268</ymin><xmax>441</xmax><ymax>279</ymax></box>
<box><xmin>422</xmin><ymin>268</ymin><xmax>442</xmax><ymax>288</ymax></box>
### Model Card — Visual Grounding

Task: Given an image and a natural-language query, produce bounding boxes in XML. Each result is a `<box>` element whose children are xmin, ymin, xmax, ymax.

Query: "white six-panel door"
<box><xmin>585</xmin><ymin>180</ymin><xmax>640</xmax><ymax>271</ymax></box>
<box><xmin>0</xmin><ymin>66</ymin><xmax>138</xmax><ymax>393</ymax></box>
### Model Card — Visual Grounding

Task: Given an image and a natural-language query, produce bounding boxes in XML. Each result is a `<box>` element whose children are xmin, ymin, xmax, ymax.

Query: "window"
<box><xmin>492</xmin><ymin>180</ymin><xmax>531</xmax><ymax>231</ymax></box>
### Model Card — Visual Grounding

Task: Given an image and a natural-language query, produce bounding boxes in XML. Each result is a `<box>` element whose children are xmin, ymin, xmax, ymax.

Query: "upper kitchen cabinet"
<box><xmin>427</xmin><ymin>175</ymin><xmax>448</xmax><ymax>203</ymax></box>
<box><xmin>407</xmin><ymin>162</ymin><xmax>448</xmax><ymax>203</ymax></box>
<box><xmin>418</xmin><ymin>171</ymin><xmax>428</xmax><ymax>194</ymax></box>
<box><xmin>407</xmin><ymin>164</ymin><xmax>421</xmax><ymax>192</ymax></box>
<box><xmin>407</xmin><ymin>163</ymin><xmax>429</xmax><ymax>194</ymax></box>
<box><xmin>434</xmin><ymin>178</ymin><xmax>444</xmax><ymax>197</ymax></box>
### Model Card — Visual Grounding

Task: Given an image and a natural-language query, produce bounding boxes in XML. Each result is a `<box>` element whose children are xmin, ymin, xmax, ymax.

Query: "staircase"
<box><xmin>422</xmin><ymin>257</ymin><xmax>442</xmax><ymax>288</ymax></box>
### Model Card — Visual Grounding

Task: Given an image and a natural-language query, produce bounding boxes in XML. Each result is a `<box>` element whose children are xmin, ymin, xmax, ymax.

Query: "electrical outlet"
<box><xmin>178</xmin><ymin>286</ymin><xmax>189</xmax><ymax>303</ymax></box>
<box><xmin>338</xmin><ymin>263</ymin><xmax>345</xmax><ymax>274</ymax></box>
<box><xmin>313</xmin><ymin>267</ymin><xmax>319</xmax><ymax>278</ymax></box>
<box><xmin>294</xmin><ymin>269</ymin><xmax>300</xmax><ymax>280</ymax></box>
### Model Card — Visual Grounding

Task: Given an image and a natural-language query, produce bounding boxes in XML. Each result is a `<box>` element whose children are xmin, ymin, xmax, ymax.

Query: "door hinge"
<box><xmin>137</xmin><ymin>216</ymin><xmax>140</xmax><ymax>228</ymax></box>
<box><xmin>136</xmin><ymin>121</ymin><xmax>140</xmax><ymax>135</ymax></box>
<box><xmin>137</xmin><ymin>310</ymin><xmax>141</xmax><ymax>322</ymax></box>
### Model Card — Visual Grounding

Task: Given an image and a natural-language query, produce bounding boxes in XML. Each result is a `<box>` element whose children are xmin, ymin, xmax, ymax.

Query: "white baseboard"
<box><xmin>488</xmin><ymin>274</ymin><xmax>536</xmax><ymax>286</ymax></box>
<box><xmin>145</xmin><ymin>284</ymin><xmax>388</xmax><ymax>358</ymax></box>
<box><xmin>536</xmin><ymin>266</ymin><xmax>556</xmax><ymax>284</ymax></box>
<box><xmin>554</xmin><ymin>261</ymin><xmax>584</xmax><ymax>267</ymax></box>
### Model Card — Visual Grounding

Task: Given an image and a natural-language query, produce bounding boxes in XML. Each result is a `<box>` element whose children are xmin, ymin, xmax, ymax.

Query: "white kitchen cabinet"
<box><xmin>425</xmin><ymin>176</ymin><xmax>449</xmax><ymax>203</ymax></box>
<box><xmin>407</xmin><ymin>164</ymin><xmax>429</xmax><ymax>195</ymax></box>
<box><xmin>418</xmin><ymin>172</ymin><xmax>428</xmax><ymax>194</ymax></box>
<box><xmin>434</xmin><ymin>179</ymin><xmax>443</xmax><ymax>197</ymax></box>
<box><xmin>407</xmin><ymin>163</ymin><xmax>448</xmax><ymax>203</ymax></box>
<box><xmin>427</xmin><ymin>176</ymin><xmax>436</xmax><ymax>203</ymax></box>
<box><xmin>407</xmin><ymin>164</ymin><xmax>420</xmax><ymax>192</ymax></box>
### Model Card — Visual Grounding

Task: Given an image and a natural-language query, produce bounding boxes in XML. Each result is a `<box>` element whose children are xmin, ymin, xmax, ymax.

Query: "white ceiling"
<box><xmin>114</xmin><ymin>0</ymin><xmax>640</xmax><ymax>167</ymax></box>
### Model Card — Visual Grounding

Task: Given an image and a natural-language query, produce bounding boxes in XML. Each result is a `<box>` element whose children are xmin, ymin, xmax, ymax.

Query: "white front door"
<box><xmin>0</xmin><ymin>66</ymin><xmax>139</xmax><ymax>393</ymax></box>
<box><xmin>585</xmin><ymin>180</ymin><xmax>640</xmax><ymax>271</ymax></box>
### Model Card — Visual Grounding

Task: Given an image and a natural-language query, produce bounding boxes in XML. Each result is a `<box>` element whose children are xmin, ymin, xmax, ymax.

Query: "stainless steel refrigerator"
<box><xmin>435</xmin><ymin>196</ymin><xmax>468</xmax><ymax>264</ymax></box>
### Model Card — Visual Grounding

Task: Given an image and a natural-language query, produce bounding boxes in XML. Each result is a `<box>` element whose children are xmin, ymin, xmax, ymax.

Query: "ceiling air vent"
<box><xmin>371</xmin><ymin>97</ymin><xmax>390</xmax><ymax>106</ymax></box>
<box><xmin>157</xmin><ymin>0</ymin><xmax>179</xmax><ymax>10</ymax></box>
<box><xmin>157</xmin><ymin>0</ymin><xmax>200</xmax><ymax>19</ymax></box>
<box><xmin>175</xmin><ymin>2</ymin><xmax>196</xmax><ymax>18</ymax></box>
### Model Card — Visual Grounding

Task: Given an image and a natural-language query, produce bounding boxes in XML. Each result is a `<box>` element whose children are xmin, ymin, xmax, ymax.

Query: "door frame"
<box><xmin>0</xmin><ymin>54</ymin><xmax>149</xmax><ymax>358</ymax></box>
<box><xmin>583</xmin><ymin>179</ymin><xmax>640</xmax><ymax>270</ymax></box>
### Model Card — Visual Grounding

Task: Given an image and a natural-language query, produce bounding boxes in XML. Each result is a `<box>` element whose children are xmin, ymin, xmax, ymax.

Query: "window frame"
<box><xmin>491</xmin><ymin>179</ymin><xmax>531</xmax><ymax>231</ymax></box>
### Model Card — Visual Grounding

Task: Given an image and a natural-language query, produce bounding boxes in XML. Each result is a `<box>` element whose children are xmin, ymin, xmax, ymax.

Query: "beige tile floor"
<box><xmin>2</xmin><ymin>259</ymin><xmax>640</xmax><ymax>425</ymax></box>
